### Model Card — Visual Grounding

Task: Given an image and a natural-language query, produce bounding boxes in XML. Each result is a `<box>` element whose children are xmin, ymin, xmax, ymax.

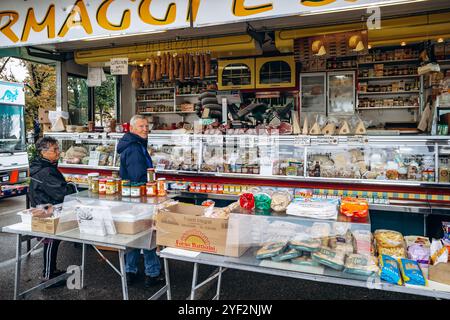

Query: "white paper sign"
<box><xmin>88</xmin><ymin>151</ymin><xmax>100</xmax><ymax>167</ymax></box>
<box><xmin>110</xmin><ymin>58</ymin><xmax>129</xmax><ymax>75</ymax></box>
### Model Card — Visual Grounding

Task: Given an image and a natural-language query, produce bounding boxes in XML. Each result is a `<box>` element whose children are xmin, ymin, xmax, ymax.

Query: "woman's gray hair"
<box><xmin>130</xmin><ymin>115</ymin><xmax>148</xmax><ymax>127</ymax></box>
<box><xmin>36</xmin><ymin>136</ymin><xmax>58</xmax><ymax>155</ymax></box>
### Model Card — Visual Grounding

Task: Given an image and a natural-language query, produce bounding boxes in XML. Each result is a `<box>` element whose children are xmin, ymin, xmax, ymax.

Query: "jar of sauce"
<box><xmin>99</xmin><ymin>178</ymin><xmax>107</xmax><ymax>194</ymax></box>
<box><xmin>106</xmin><ymin>179</ymin><xmax>116</xmax><ymax>195</ymax></box>
<box><xmin>130</xmin><ymin>183</ymin><xmax>141</xmax><ymax>197</ymax></box>
<box><xmin>157</xmin><ymin>178</ymin><xmax>167</xmax><ymax>197</ymax></box>
<box><xmin>147</xmin><ymin>168</ymin><xmax>156</xmax><ymax>182</ymax></box>
<box><xmin>122</xmin><ymin>180</ymin><xmax>131</xmax><ymax>197</ymax></box>
<box><xmin>146</xmin><ymin>182</ymin><xmax>157</xmax><ymax>197</ymax></box>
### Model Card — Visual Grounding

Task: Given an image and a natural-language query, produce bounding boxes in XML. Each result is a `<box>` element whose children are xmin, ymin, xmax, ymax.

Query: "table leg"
<box><xmin>190</xmin><ymin>262</ymin><xmax>199</xmax><ymax>300</ymax></box>
<box><xmin>14</xmin><ymin>234</ymin><xmax>22</xmax><ymax>300</ymax></box>
<box><xmin>215</xmin><ymin>266</ymin><xmax>224</xmax><ymax>300</ymax></box>
<box><xmin>118</xmin><ymin>250</ymin><xmax>129</xmax><ymax>300</ymax></box>
<box><xmin>81</xmin><ymin>243</ymin><xmax>86</xmax><ymax>289</ymax></box>
<box><xmin>164</xmin><ymin>258</ymin><xmax>171</xmax><ymax>300</ymax></box>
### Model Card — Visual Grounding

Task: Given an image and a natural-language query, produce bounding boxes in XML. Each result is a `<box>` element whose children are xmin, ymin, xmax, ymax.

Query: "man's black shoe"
<box><xmin>144</xmin><ymin>274</ymin><xmax>165</xmax><ymax>288</ymax></box>
<box><xmin>126</xmin><ymin>272</ymin><xmax>137</xmax><ymax>286</ymax></box>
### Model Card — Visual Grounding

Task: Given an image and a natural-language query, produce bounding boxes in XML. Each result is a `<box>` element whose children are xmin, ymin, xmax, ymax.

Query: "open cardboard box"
<box><xmin>31</xmin><ymin>216</ymin><xmax>77</xmax><ymax>234</ymax></box>
<box><xmin>155</xmin><ymin>202</ymin><xmax>249</xmax><ymax>257</ymax></box>
<box><xmin>428</xmin><ymin>262</ymin><xmax>450</xmax><ymax>286</ymax></box>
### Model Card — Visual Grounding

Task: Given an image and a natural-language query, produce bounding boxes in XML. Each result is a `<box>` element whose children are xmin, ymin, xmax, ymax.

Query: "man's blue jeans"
<box><xmin>125</xmin><ymin>248</ymin><xmax>161</xmax><ymax>277</ymax></box>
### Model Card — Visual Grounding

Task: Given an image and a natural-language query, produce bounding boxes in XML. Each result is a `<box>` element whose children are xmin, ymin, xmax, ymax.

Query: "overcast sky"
<box><xmin>6</xmin><ymin>58</ymin><xmax>27</xmax><ymax>82</ymax></box>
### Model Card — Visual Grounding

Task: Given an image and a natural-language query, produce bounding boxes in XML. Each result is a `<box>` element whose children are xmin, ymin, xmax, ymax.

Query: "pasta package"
<box><xmin>271</xmin><ymin>248</ymin><xmax>301</xmax><ymax>262</ymax></box>
<box><xmin>374</xmin><ymin>229</ymin><xmax>404</xmax><ymax>248</ymax></box>
<box><xmin>398</xmin><ymin>258</ymin><xmax>427</xmax><ymax>286</ymax></box>
<box><xmin>291</xmin><ymin>255</ymin><xmax>320</xmax><ymax>267</ymax></box>
<box><xmin>378</xmin><ymin>246</ymin><xmax>407</xmax><ymax>258</ymax></box>
<box><xmin>312</xmin><ymin>247</ymin><xmax>346</xmax><ymax>271</ymax></box>
<box><xmin>378</xmin><ymin>255</ymin><xmax>403</xmax><ymax>285</ymax></box>
<box><xmin>256</xmin><ymin>242</ymin><xmax>287</xmax><ymax>260</ymax></box>
<box><xmin>344</xmin><ymin>253</ymin><xmax>379</xmax><ymax>276</ymax></box>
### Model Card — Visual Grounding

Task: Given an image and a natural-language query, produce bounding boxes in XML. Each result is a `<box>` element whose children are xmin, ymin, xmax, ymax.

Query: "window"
<box><xmin>67</xmin><ymin>75</ymin><xmax>88</xmax><ymax>125</ymax></box>
<box><xmin>94</xmin><ymin>74</ymin><xmax>118</xmax><ymax>127</ymax></box>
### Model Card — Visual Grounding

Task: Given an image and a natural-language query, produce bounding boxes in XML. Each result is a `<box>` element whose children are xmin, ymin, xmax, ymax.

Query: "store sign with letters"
<box><xmin>0</xmin><ymin>0</ymin><xmax>410</xmax><ymax>48</ymax></box>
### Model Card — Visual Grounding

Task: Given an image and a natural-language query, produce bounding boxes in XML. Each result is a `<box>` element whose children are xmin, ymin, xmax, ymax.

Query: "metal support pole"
<box><xmin>164</xmin><ymin>258</ymin><xmax>171</xmax><ymax>300</ymax></box>
<box><xmin>214</xmin><ymin>266</ymin><xmax>224</xmax><ymax>300</ymax></box>
<box><xmin>81</xmin><ymin>243</ymin><xmax>86</xmax><ymax>289</ymax></box>
<box><xmin>190</xmin><ymin>262</ymin><xmax>199</xmax><ymax>300</ymax></box>
<box><xmin>14</xmin><ymin>234</ymin><xmax>22</xmax><ymax>300</ymax></box>
<box><xmin>118</xmin><ymin>250</ymin><xmax>129</xmax><ymax>300</ymax></box>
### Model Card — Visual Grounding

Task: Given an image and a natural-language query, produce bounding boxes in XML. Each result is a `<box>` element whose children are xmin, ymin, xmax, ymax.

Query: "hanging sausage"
<box><xmin>142</xmin><ymin>64</ymin><xmax>150</xmax><ymax>87</ymax></box>
<box><xmin>179</xmin><ymin>55</ymin><xmax>185</xmax><ymax>81</ymax></box>
<box><xmin>156</xmin><ymin>55</ymin><xmax>162</xmax><ymax>81</ymax></box>
<box><xmin>131</xmin><ymin>66</ymin><xmax>142</xmax><ymax>89</ymax></box>
<box><xmin>169</xmin><ymin>54</ymin><xmax>174</xmax><ymax>82</ymax></box>
<box><xmin>166</xmin><ymin>53</ymin><xmax>170</xmax><ymax>78</ymax></box>
<box><xmin>205</xmin><ymin>53</ymin><xmax>211</xmax><ymax>77</ymax></box>
<box><xmin>183</xmin><ymin>54</ymin><xmax>189</xmax><ymax>80</ymax></box>
<box><xmin>149</xmin><ymin>56</ymin><xmax>156</xmax><ymax>82</ymax></box>
<box><xmin>194</xmin><ymin>54</ymin><xmax>200</xmax><ymax>78</ymax></box>
<box><xmin>188</xmin><ymin>54</ymin><xmax>194</xmax><ymax>79</ymax></box>
<box><xmin>161</xmin><ymin>53</ymin><xmax>166</xmax><ymax>76</ymax></box>
<box><xmin>173</xmin><ymin>54</ymin><xmax>179</xmax><ymax>78</ymax></box>
<box><xmin>199</xmin><ymin>53</ymin><xmax>205</xmax><ymax>80</ymax></box>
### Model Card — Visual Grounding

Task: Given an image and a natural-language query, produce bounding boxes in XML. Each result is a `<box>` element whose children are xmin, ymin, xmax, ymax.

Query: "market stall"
<box><xmin>1</xmin><ymin>0</ymin><xmax>450</xmax><ymax>300</ymax></box>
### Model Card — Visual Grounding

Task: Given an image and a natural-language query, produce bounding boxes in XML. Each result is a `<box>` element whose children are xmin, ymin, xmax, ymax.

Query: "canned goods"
<box><xmin>147</xmin><ymin>168</ymin><xmax>156</xmax><ymax>182</ymax></box>
<box><xmin>115</xmin><ymin>178</ymin><xmax>121</xmax><ymax>194</ymax></box>
<box><xmin>99</xmin><ymin>179</ymin><xmax>107</xmax><ymax>194</ymax></box>
<box><xmin>122</xmin><ymin>180</ymin><xmax>131</xmax><ymax>197</ymax></box>
<box><xmin>157</xmin><ymin>178</ymin><xmax>167</xmax><ymax>196</ymax></box>
<box><xmin>146</xmin><ymin>182</ymin><xmax>157</xmax><ymax>197</ymax></box>
<box><xmin>106</xmin><ymin>179</ymin><xmax>116</xmax><ymax>195</ymax></box>
<box><xmin>90</xmin><ymin>177</ymin><xmax>99</xmax><ymax>194</ymax></box>
<box><xmin>130</xmin><ymin>183</ymin><xmax>141</xmax><ymax>197</ymax></box>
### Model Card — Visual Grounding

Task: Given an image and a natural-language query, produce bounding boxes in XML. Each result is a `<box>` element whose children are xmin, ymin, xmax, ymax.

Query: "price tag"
<box><xmin>294</xmin><ymin>135</ymin><xmax>311</xmax><ymax>146</ymax></box>
<box><xmin>312</xmin><ymin>136</ymin><xmax>338</xmax><ymax>145</ymax></box>
<box><xmin>347</xmin><ymin>135</ymin><xmax>369</xmax><ymax>145</ymax></box>
<box><xmin>260</xmin><ymin>164</ymin><xmax>273</xmax><ymax>176</ymax></box>
<box><xmin>75</xmin><ymin>139</ymin><xmax>82</xmax><ymax>144</ymax></box>
<box><xmin>88</xmin><ymin>151</ymin><xmax>100</xmax><ymax>167</ymax></box>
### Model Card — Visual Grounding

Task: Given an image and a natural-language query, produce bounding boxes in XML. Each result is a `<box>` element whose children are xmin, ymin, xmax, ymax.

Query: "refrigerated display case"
<box><xmin>327</xmin><ymin>71</ymin><xmax>355</xmax><ymax>115</ymax></box>
<box><xmin>300</xmin><ymin>73</ymin><xmax>327</xmax><ymax>115</ymax></box>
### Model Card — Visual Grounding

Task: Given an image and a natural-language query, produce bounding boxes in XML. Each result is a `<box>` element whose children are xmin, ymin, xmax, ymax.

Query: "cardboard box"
<box><xmin>428</xmin><ymin>263</ymin><xmax>450</xmax><ymax>285</ymax></box>
<box><xmin>38</xmin><ymin>108</ymin><xmax>50</xmax><ymax>124</ymax></box>
<box><xmin>155</xmin><ymin>203</ymin><xmax>249</xmax><ymax>257</ymax></box>
<box><xmin>114</xmin><ymin>219</ymin><xmax>153</xmax><ymax>235</ymax></box>
<box><xmin>42</xmin><ymin>123</ymin><xmax>52</xmax><ymax>132</ymax></box>
<box><xmin>31</xmin><ymin>216</ymin><xmax>77</xmax><ymax>234</ymax></box>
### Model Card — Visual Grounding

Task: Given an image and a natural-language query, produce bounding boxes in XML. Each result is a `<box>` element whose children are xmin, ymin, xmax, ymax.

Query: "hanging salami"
<box><xmin>205</xmin><ymin>53</ymin><xmax>212</xmax><ymax>76</ymax></box>
<box><xmin>188</xmin><ymin>54</ymin><xmax>194</xmax><ymax>79</ymax></box>
<box><xmin>169</xmin><ymin>54</ymin><xmax>174</xmax><ymax>82</ymax></box>
<box><xmin>131</xmin><ymin>67</ymin><xmax>142</xmax><ymax>89</ymax></box>
<box><xmin>156</xmin><ymin>55</ymin><xmax>162</xmax><ymax>81</ymax></box>
<box><xmin>194</xmin><ymin>54</ymin><xmax>200</xmax><ymax>78</ymax></box>
<box><xmin>149</xmin><ymin>56</ymin><xmax>156</xmax><ymax>82</ymax></box>
<box><xmin>142</xmin><ymin>64</ymin><xmax>150</xmax><ymax>87</ymax></box>
<box><xmin>199</xmin><ymin>54</ymin><xmax>205</xmax><ymax>80</ymax></box>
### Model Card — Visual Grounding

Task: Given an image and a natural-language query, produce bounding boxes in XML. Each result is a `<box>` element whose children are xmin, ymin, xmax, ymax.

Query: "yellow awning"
<box><xmin>75</xmin><ymin>35</ymin><xmax>261</xmax><ymax>66</ymax></box>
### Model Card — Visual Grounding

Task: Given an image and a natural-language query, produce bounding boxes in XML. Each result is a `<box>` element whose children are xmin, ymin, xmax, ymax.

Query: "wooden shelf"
<box><xmin>359</xmin><ymin>75</ymin><xmax>419</xmax><ymax>80</ymax></box>
<box><xmin>176</xmin><ymin>94</ymin><xmax>200</xmax><ymax>97</ymax></box>
<box><xmin>136</xmin><ymin>99</ymin><xmax>174</xmax><ymax>103</ymax></box>
<box><xmin>136</xmin><ymin>87</ymin><xmax>174</xmax><ymax>91</ymax></box>
<box><xmin>139</xmin><ymin>111</ymin><xmax>197</xmax><ymax>115</ymax></box>
<box><xmin>357</xmin><ymin>106</ymin><xmax>420</xmax><ymax>110</ymax></box>
<box><xmin>358</xmin><ymin>59</ymin><xmax>418</xmax><ymax>65</ymax></box>
<box><xmin>358</xmin><ymin>91</ymin><xmax>420</xmax><ymax>95</ymax></box>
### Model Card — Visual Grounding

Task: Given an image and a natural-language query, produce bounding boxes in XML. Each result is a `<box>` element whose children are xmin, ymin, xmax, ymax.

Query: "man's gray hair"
<box><xmin>130</xmin><ymin>115</ymin><xmax>148</xmax><ymax>127</ymax></box>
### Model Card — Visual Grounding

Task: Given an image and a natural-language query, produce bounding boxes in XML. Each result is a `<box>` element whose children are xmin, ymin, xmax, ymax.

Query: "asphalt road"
<box><xmin>0</xmin><ymin>195</ymin><xmax>428</xmax><ymax>300</ymax></box>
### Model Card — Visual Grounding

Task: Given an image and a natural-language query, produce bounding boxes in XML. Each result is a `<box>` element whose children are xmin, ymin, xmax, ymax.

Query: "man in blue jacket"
<box><xmin>117</xmin><ymin>115</ymin><xmax>163</xmax><ymax>287</ymax></box>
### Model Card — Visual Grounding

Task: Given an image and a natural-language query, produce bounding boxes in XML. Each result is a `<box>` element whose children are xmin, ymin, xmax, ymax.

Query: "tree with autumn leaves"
<box><xmin>1</xmin><ymin>57</ymin><xmax>56</xmax><ymax>130</ymax></box>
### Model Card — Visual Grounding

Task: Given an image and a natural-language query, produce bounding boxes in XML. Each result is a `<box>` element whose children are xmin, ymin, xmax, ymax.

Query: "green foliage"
<box><xmin>94</xmin><ymin>74</ymin><xmax>116</xmax><ymax>126</ymax></box>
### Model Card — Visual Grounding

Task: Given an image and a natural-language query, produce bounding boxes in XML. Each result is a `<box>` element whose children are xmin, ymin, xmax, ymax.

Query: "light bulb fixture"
<box><xmin>139</xmin><ymin>63</ymin><xmax>144</xmax><ymax>67</ymax></box>
<box><xmin>437</xmin><ymin>37</ymin><xmax>444</xmax><ymax>43</ymax></box>
<box><xmin>368</xmin><ymin>44</ymin><xmax>372</xmax><ymax>49</ymax></box>
<box><xmin>401</xmin><ymin>41</ymin><xmax>406</xmax><ymax>46</ymax></box>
